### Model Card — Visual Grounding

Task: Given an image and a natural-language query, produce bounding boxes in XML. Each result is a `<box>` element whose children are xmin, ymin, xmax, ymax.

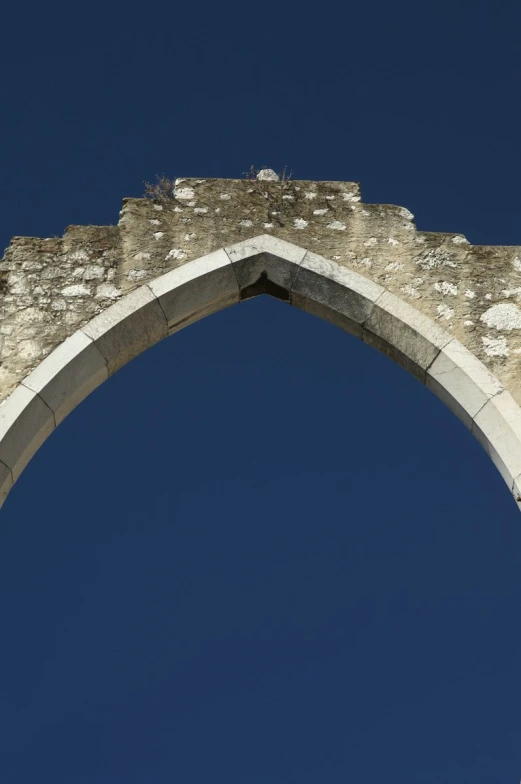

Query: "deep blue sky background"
<box><xmin>1</xmin><ymin>1</ymin><xmax>521</xmax><ymax>781</ymax></box>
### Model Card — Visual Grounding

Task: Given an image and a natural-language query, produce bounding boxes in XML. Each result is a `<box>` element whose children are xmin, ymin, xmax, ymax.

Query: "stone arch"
<box><xmin>0</xmin><ymin>234</ymin><xmax>520</xmax><ymax>511</ymax></box>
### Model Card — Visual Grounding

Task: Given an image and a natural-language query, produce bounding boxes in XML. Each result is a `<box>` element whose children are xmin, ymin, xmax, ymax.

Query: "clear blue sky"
<box><xmin>1</xmin><ymin>1</ymin><xmax>521</xmax><ymax>781</ymax></box>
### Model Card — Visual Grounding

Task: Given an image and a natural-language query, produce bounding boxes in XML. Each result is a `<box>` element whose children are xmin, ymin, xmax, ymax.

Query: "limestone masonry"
<box><xmin>2</xmin><ymin>174</ymin><xmax>521</xmax><ymax>405</ymax></box>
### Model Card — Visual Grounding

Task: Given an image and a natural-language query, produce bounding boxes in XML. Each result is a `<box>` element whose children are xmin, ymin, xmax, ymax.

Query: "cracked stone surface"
<box><xmin>2</xmin><ymin>176</ymin><xmax>521</xmax><ymax>407</ymax></box>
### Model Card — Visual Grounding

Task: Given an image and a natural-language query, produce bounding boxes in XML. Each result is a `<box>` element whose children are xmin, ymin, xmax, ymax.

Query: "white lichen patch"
<box><xmin>220</xmin><ymin>193</ymin><xmax>231</xmax><ymax>200</ymax></box>
<box><xmin>480</xmin><ymin>302</ymin><xmax>521</xmax><ymax>331</ymax></box>
<box><xmin>417</xmin><ymin>249</ymin><xmax>457</xmax><ymax>270</ymax></box>
<box><xmin>364</xmin><ymin>238</ymin><xmax>378</xmax><ymax>247</ymax></box>
<box><xmin>513</xmin><ymin>257</ymin><xmax>521</xmax><ymax>272</ymax></box>
<box><xmin>153</xmin><ymin>204</ymin><xmax>163</xmax><ymax>211</ymax></box>
<box><xmin>501</xmin><ymin>287</ymin><xmax>521</xmax><ymax>298</ymax></box>
<box><xmin>434</xmin><ymin>281</ymin><xmax>458</xmax><ymax>296</ymax></box>
<box><xmin>165</xmin><ymin>248</ymin><xmax>187</xmax><ymax>261</ymax></box>
<box><xmin>95</xmin><ymin>283</ymin><xmax>122</xmax><ymax>300</ymax></box>
<box><xmin>452</xmin><ymin>235</ymin><xmax>469</xmax><ymax>244</ymax></box>
<box><xmin>149</xmin><ymin>219</ymin><xmax>162</xmax><ymax>225</ymax></box>
<box><xmin>7</xmin><ymin>274</ymin><xmax>30</xmax><ymax>295</ymax></box>
<box><xmin>263</xmin><ymin>223</ymin><xmax>274</xmax><ymax>229</ymax></box>
<box><xmin>238</xmin><ymin>220</ymin><xmax>253</xmax><ymax>228</ymax></box>
<box><xmin>437</xmin><ymin>303</ymin><xmax>454</xmax><ymax>320</ymax></box>
<box><xmin>313</xmin><ymin>209</ymin><xmax>328</xmax><ymax>216</ymax></box>
<box><xmin>342</xmin><ymin>192</ymin><xmax>360</xmax><ymax>202</ymax></box>
<box><xmin>184</xmin><ymin>233</ymin><xmax>196</xmax><ymax>241</ymax></box>
<box><xmin>61</xmin><ymin>284</ymin><xmax>90</xmax><ymax>297</ymax></box>
<box><xmin>194</xmin><ymin>207</ymin><xmax>208</xmax><ymax>214</ymax></box>
<box><xmin>353</xmin><ymin>257</ymin><xmax>373</xmax><ymax>269</ymax></box>
<box><xmin>482</xmin><ymin>335</ymin><xmax>509</xmax><ymax>357</ymax></box>
<box><xmin>387</xmin><ymin>237</ymin><xmax>399</xmax><ymax>246</ymax></box>
<box><xmin>304</xmin><ymin>192</ymin><xmax>317</xmax><ymax>199</ymax></box>
<box><xmin>127</xmin><ymin>269</ymin><xmax>149</xmax><ymax>281</ymax></box>
<box><xmin>83</xmin><ymin>265</ymin><xmax>105</xmax><ymax>280</ymax></box>
<box><xmin>385</xmin><ymin>262</ymin><xmax>404</xmax><ymax>272</ymax></box>
<box><xmin>399</xmin><ymin>207</ymin><xmax>414</xmax><ymax>220</ymax></box>
<box><xmin>69</xmin><ymin>250</ymin><xmax>89</xmax><ymax>263</ymax></box>
<box><xmin>174</xmin><ymin>187</ymin><xmax>195</xmax><ymax>200</ymax></box>
<box><xmin>484</xmin><ymin>293</ymin><xmax>492</xmax><ymax>301</ymax></box>
<box><xmin>282</xmin><ymin>195</ymin><xmax>294</xmax><ymax>201</ymax></box>
<box><xmin>325</xmin><ymin>195</ymin><xmax>335</xmax><ymax>200</ymax></box>
<box><xmin>327</xmin><ymin>221</ymin><xmax>346</xmax><ymax>231</ymax></box>
<box><xmin>18</xmin><ymin>340</ymin><xmax>42</xmax><ymax>361</ymax></box>
<box><xmin>294</xmin><ymin>218</ymin><xmax>308</xmax><ymax>229</ymax></box>
<box><xmin>153</xmin><ymin>232</ymin><xmax>164</xmax><ymax>240</ymax></box>
<box><xmin>464</xmin><ymin>320</ymin><xmax>474</xmax><ymax>326</ymax></box>
<box><xmin>401</xmin><ymin>284</ymin><xmax>421</xmax><ymax>300</ymax></box>
<box><xmin>20</xmin><ymin>260</ymin><xmax>43</xmax><ymax>272</ymax></box>
<box><xmin>464</xmin><ymin>290</ymin><xmax>475</xmax><ymax>299</ymax></box>
<box><xmin>133</xmin><ymin>252</ymin><xmax>151</xmax><ymax>261</ymax></box>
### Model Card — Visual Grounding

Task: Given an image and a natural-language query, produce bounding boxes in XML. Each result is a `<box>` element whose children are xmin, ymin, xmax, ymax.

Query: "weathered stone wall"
<box><xmin>2</xmin><ymin>176</ymin><xmax>521</xmax><ymax>405</ymax></box>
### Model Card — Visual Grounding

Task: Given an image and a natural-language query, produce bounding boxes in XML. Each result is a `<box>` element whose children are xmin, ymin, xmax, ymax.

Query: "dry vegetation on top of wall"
<box><xmin>143</xmin><ymin>166</ymin><xmax>294</xmax><ymax>201</ymax></box>
<box><xmin>143</xmin><ymin>174</ymin><xmax>177</xmax><ymax>201</ymax></box>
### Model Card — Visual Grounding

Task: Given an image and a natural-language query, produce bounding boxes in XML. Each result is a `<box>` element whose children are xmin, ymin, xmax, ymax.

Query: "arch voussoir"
<box><xmin>362</xmin><ymin>291</ymin><xmax>453</xmax><ymax>383</ymax></box>
<box><xmin>290</xmin><ymin>249</ymin><xmax>384</xmax><ymax>338</ymax></box>
<box><xmin>472</xmin><ymin>390</ymin><xmax>521</xmax><ymax>496</ymax></box>
<box><xmin>148</xmin><ymin>249</ymin><xmax>239</xmax><ymax>334</ymax></box>
<box><xmin>81</xmin><ymin>285</ymin><xmax>168</xmax><ymax>375</ymax></box>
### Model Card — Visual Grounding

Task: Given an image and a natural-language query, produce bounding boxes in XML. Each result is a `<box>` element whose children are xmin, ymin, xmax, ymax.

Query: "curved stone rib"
<box><xmin>0</xmin><ymin>235</ymin><xmax>518</xmax><ymax>511</ymax></box>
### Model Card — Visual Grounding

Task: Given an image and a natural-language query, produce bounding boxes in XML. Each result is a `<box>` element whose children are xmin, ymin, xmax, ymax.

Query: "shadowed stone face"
<box><xmin>2</xmin><ymin>176</ymin><xmax>521</xmax><ymax>406</ymax></box>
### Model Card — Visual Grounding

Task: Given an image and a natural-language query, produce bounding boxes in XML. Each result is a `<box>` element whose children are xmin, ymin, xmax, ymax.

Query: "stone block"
<box><xmin>225</xmin><ymin>235</ymin><xmax>307</xmax><ymax>298</ymax></box>
<box><xmin>0</xmin><ymin>385</ymin><xmax>55</xmax><ymax>481</ymax></box>
<box><xmin>0</xmin><ymin>461</ymin><xmax>13</xmax><ymax>509</ymax></box>
<box><xmin>426</xmin><ymin>338</ymin><xmax>504</xmax><ymax>431</ymax></box>
<box><xmin>472</xmin><ymin>390</ymin><xmax>521</xmax><ymax>491</ymax></box>
<box><xmin>363</xmin><ymin>291</ymin><xmax>452</xmax><ymax>382</ymax></box>
<box><xmin>23</xmin><ymin>331</ymin><xmax>108</xmax><ymax>425</ymax></box>
<box><xmin>147</xmin><ymin>249</ymin><xmax>239</xmax><ymax>332</ymax></box>
<box><xmin>512</xmin><ymin>472</ymin><xmax>521</xmax><ymax>510</ymax></box>
<box><xmin>82</xmin><ymin>286</ymin><xmax>168</xmax><ymax>374</ymax></box>
<box><xmin>290</xmin><ymin>251</ymin><xmax>384</xmax><ymax>338</ymax></box>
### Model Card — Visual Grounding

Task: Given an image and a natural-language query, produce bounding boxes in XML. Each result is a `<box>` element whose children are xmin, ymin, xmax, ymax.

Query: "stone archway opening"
<box><xmin>1</xmin><ymin>222</ymin><xmax>520</xmax><ymax>511</ymax></box>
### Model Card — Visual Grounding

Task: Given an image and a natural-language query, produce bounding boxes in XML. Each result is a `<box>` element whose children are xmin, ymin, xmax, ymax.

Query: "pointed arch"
<box><xmin>0</xmin><ymin>235</ymin><xmax>520</xmax><ymax>510</ymax></box>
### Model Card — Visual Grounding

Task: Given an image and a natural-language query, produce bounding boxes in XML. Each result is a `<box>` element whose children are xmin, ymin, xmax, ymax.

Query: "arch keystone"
<box><xmin>225</xmin><ymin>235</ymin><xmax>307</xmax><ymax>299</ymax></box>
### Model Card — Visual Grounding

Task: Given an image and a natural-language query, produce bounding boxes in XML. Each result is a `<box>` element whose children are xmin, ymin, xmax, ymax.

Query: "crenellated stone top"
<box><xmin>2</xmin><ymin>176</ymin><xmax>521</xmax><ymax>406</ymax></box>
